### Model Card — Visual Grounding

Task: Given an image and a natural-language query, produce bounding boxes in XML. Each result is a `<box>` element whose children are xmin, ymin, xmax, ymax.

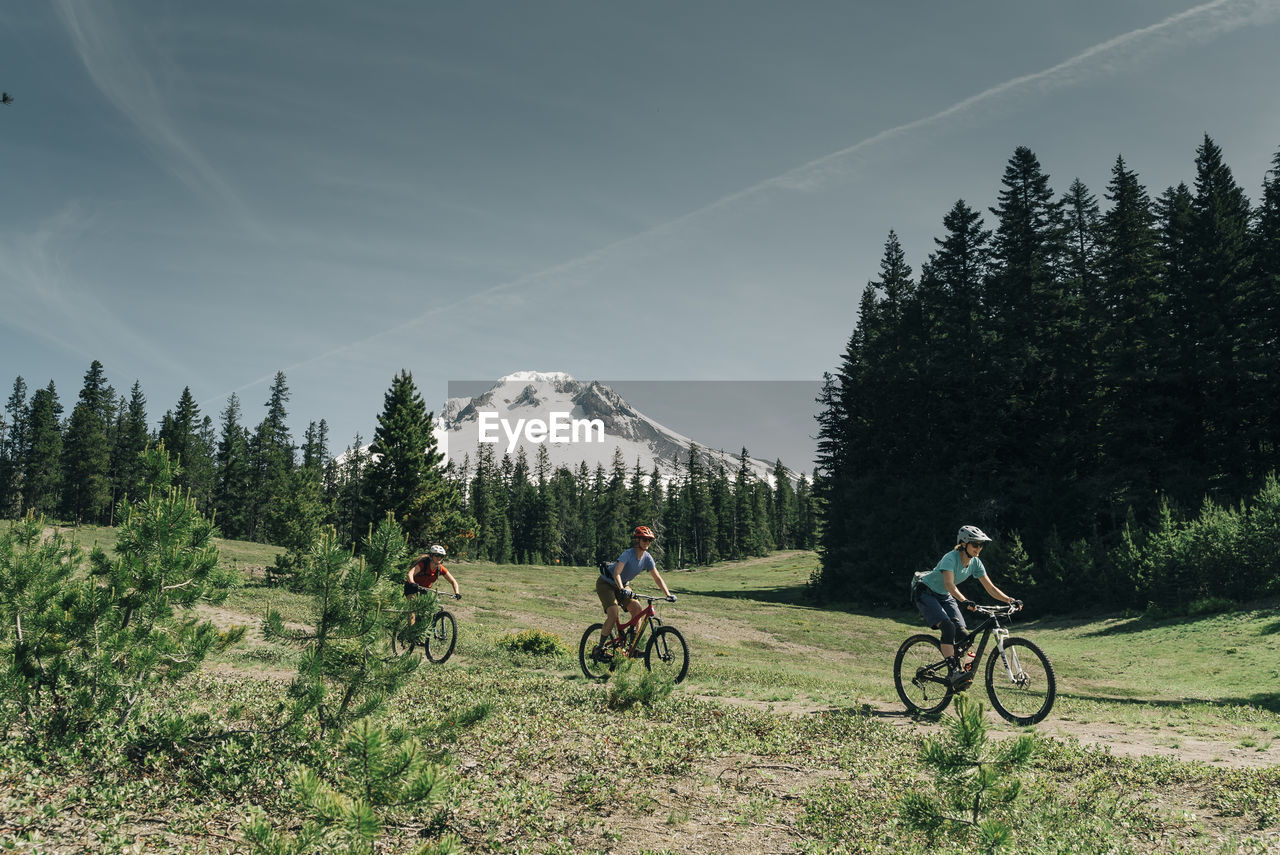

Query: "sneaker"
<box><xmin>590</xmin><ymin>644</ymin><xmax>610</xmax><ymax>663</ymax></box>
<box><xmin>946</xmin><ymin>659</ymin><xmax>972</xmax><ymax>687</ymax></box>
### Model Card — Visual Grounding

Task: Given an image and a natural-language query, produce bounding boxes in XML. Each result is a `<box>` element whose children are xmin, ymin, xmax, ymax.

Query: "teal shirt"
<box><xmin>917</xmin><ymin>549</ymin><xmax>986</xmax><ymax>596</ymax></box>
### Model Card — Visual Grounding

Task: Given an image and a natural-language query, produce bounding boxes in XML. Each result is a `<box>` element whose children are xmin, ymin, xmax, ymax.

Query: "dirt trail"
<box><xmin>201</xmin><ymin>595</ymin><xmax>1280</xmax><ymax>771</ymax></box>
<box><xmin>690</xmin><ymin>692</ymin><xmax>1280</xmax><ymax>769</ymax></box>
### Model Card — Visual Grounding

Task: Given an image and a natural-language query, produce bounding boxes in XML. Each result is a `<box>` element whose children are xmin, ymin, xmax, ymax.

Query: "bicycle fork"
<box><xmin>991</xmin><ymin>627</ymin><xmax>1026</xmax><ymax>685</ymax></box>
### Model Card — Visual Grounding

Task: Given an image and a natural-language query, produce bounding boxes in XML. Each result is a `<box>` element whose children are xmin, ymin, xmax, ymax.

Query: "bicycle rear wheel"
<box><xmin>985</xmin><ymin>637</ymin><xmax>1055</xmax><ymax>725</ymax></box>
<box><xmin>644</xmin><ymin>625</ymin><xmax>689</xmax><ymax>684</ymax></box>
<box><xmin>578</xmin><ymin>623</ymin><xmax>612</xmax><ymax>681</ymax></box>
<box><xmin>424</xmin><ymin>611</ymin><xmax>457</xmax><ymax>663</ymax></box>
<box><xmin>893</xmin><ymin>634</ymin><xmax>954</xmax><ymax>716</ymax></box>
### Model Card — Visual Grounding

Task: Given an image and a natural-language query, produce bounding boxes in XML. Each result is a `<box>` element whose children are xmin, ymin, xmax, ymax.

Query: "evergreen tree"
<box><xmin>331</xmin><ymin>434</ymin><xmax>370</xmax><ymax>549</ymax></box>
<box><xmin>366</xmin><ymin>371</ymin><xmax>470</xmax><ymax>549</ymax></box>
<box><xmin>1252</xmin><ymin>148</ymin><xmax>1280</xmax><ymax>472</ymax></box>
<box><xmin>685</xmin><ymin>446</ymin><xmax>716</xmax><ymax>566</ymax></box>
<box><xmin>1094</xmin><ymin>155</ymin><xmax>1166</xmax><ymax>521</ymax></box>
<box><xmin>108</xmin><ymin>382</ymin><xmax>150</xmax><ymax>522</ymax></box>
<box><xmin>508</xmin><ymin>447</ymin><xmax>536</xmax><ymax>562</ymax></box>
<box><xmin>1155</xmin><ymin>180</ymin><xmax>1200</xmax><ymax>509</ymax></box>
<box><xmin>595</xmin><ymin>449</ymin><xmax>629</xmax><ymax>561</ymax></box>
<box><xmin>213</xmin><ymin>394</ymin><xmax>254</xmax><ymax>540</ymax></box>
<box><xmin>0</xmin><ymin>377</ymin><xmax>29</xmax><ymax>517</ymax></box>
<box><xmin>532</xmin><ymin>444</ymin><xmax>560</xmax><ymax>563</ymax></box>
<box><xmin>22</xmin><ymin>382</ymin><xmax>63</xmax><ymax>517</ymax></box>
<box><xmin>794</xmin><ymin>473</ymin><xmax>816</xmax><ymax>550</ymax></box>
<box><xmin>771</xmin><ymin>459</ymin><xmax>796</xmax><ymax>549</ymax></box>
<box><xmin>732</xmin><ymin>449</ymin><xmax>760</xmax><ymax>558</ymax></box>
<box><xmin>662</xmin><ymin>457</ymin><xmax>685</xmax><ymax>568</ymax></box>
<box><xmin>986</xmin><ymin>146</ymin><xmax>1082</xmax><ymax>540</ymax></box>
<box><xmin>249</xmin><ymin>373</ymin><xmax>296</xmax><ymax>543</ymax></box>
<box><xmin>60</xmin><ymin>361</ymin><xmax>115</xmax><ymax>524</ymax></box>
<box><xmin>301</xmin><ymin>420</ymin><xmax>330</xmax><ymax>475</ymax></box>
<box><xmin>158</xmin><ymin>387</ymin><xmax>215</xmax><ymax>509</ymax></box>
<box><xmin>1187</xmin><ymin>136</ymin><xmax>1255</xmax><ymax>496</ymax></box>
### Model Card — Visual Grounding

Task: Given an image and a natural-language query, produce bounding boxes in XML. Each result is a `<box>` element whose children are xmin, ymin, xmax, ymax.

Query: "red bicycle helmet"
<box><xmin>633</xmin><ymin>525</ymin><xmax>656</xmax><ymax>540</ymax></box>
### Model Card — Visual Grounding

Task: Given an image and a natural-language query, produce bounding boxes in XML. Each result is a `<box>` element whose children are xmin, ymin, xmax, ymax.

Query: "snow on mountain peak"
<box><xmin>441</xmin><ymin>372</ymin><xmax>776</xmax><ymax>484</ymax></box>
<box><xmin>498</xmin><ymin>370</ymin><xmax>575</xmax><ymax>384</ymax></box>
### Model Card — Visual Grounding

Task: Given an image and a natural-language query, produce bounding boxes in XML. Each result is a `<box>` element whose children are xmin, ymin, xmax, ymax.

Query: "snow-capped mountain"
<box><xmin>439</xmin><ymin>372</ymin><xmax>776</xmax><ymax>482</ymax></box>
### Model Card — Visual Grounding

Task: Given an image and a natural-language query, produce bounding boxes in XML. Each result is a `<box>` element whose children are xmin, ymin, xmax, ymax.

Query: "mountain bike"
<box><xmin>893</xmin><ymin>602</ymin><xmax>1056</xmax><ymax>725</ymax></box>
<box><xmin>392</xmin><ymin>584</ymin><xmax>461</xmax><ymax>664</ymax></box>
<box><xmin>578</xmin><ymin>593</ymin><xmax>688</xmax><ymax>684</ymax></box>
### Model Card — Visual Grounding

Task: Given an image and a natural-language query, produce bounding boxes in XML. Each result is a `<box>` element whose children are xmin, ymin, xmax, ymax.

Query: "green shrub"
<box><xmin>899</xmin><ymin>694</ymin><xmax>1036</xmax><ymax>853</ymax></box>
<box><xmin>0</xmin><ymin>445</ymin><xmax>243</xmax><ymax>737</ymax></box>
<box><xmin>263</xmin><ymin>518</ymin><xmax>421</xmax><ymax>737</ymax></box>
<box><xmin>243</xmin><ymin>718</ymin><xmax>459</xmax><ymax>855</ymax></box>
<box><xmin>606</xmin><ymin>659</ymin><xmax>674</xmax><ymax>711</ymax></box>
<box><xmin>496</xmin><ymin>628</ymin><xmax>567</xmax><ymax>657</ymax></box>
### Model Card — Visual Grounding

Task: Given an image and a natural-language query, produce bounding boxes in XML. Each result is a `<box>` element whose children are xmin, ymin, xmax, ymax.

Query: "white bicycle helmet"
<box><xmin>428</xmin><ymin>544</ymin><xmax>447</xmax><ymax>557</ymax></box>
<box><xmin>957</xmin><ymin>525</ymin><xmax>992</xmax><ymax>544</ymax></box>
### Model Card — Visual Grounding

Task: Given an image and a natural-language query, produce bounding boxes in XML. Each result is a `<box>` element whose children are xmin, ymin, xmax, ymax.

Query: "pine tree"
<box><xmin>1155</xmin><ymin>180</ymin><xmax>1200</xmax><ymax>509</ymax></box>
<box><xmin>532</xmin><ymin>444</ymin><xmax>560</xmax><ymax>563</ymax></box>
<box><xmin>1187</xmin><ymin>136</ymin><xmax>1255</xmax><ymax>496</ymax></box>
<box><xmin>1</xmin><ymin>445</ymin><xmax>242</xmax><ymax>734</ymax></box>
<box><xmin>213</xmin><ymin>394</ymin><xmax>254</xmax><ymax>539</ymax></box>
<box><xmin>301</xmin><ymin>420</ymin><xmax>330</xmax><ymax>475</ymax></box>
<box><xmin>108</xmin><ymin>382</ymin><xmax>150</xmax><ymax>522</ymax></box>
<box><xmin>0</xmin><ymin>377</ymin><xmax>30</xmax><ymax>517</ymax></box>
<box><xmin>732</xmin><ymin>449</ymin><xmax>760</xmax><ymax>558</ymax></box>
<box><xmin>249</xmin><ymin>373</ymin><xmax>296</xmax><ymax>543</ymax></box>
<box><xmin>1252</xmin><ymin>148</ymin><xmax>1280</xmax><ymax>472</ymax></box>
<box><xmin>366</xmin><ymin>371</ymin><xmax>438</xmax><ymax>534</ymax></box>
<box><xmin>1095</xmin><ymin>155</ymin><xmax>1166</xmax><ymax>521</ymax></box>
<box><xmin>263</xmin><ymin>519</ymin><xmax>419</xmax><ymax>737</ymax></box>
<box><xmin>685</xmin><ymin>446</ymin><xmax>716</xmax><ymax>566</ymax></box>
<box><xmin>22</xmin><ymin>382</ymin><xmax>63</xmax><ymax>517</ymax></box>
<box><xmin>771</xmin><ymin>459</ymin><xmax>796</xmax><ymax>549</ymax></box>
<box><xmin>158</xmin><ymin>387</ymin><xmax>217</xmax><ymax>510</ymax></box>
<box><xmin>986</xmin><ymin>146</ymin><xmax>1079</xmax><ymax>540</ymax></box>
<box><xmin>60</xmin><ymin>361</ymin><xmax>115</xmax><ymax>524</ymax></box>
<box><xmin>366</xmin><ymin>371</ymin><xmax>472</xmax><ymax>550</ymax></box>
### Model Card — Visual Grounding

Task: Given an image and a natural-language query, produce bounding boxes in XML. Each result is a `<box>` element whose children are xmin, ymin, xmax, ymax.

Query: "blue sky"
<box><xmin>3</xmin><ymin>0</ymin><xmax>1280</xmax><ymax>470</ymax></box>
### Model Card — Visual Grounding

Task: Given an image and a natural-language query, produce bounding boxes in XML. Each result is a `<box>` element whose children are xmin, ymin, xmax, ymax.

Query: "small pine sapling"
<box><xmin>899</xmin><ymin>694</ymin><xmax>1037</xmax><ymax>853</ymax></box>
<box><xmin>243</xmin><ymin>718</ymin><xmax>460</xmax><ymax>855</ymax></box>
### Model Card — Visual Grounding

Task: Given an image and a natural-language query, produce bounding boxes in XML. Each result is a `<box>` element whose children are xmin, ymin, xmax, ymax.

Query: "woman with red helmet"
<box><xmin>591</xmin><ymin>525</ymin><xmax>674</xmax><ymax>660</ymax></box>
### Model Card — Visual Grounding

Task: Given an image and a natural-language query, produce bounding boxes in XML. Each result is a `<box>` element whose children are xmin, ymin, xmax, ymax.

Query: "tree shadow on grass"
<box><xmin>1059</xmin><ymin>691</ymin><xmax>1280</xmax><ymax>714</ymax></box>
<box><xmin>691</xmin><ymin>586</ymin><xmax>917</xmax><ymax>622</ymax></box>
<box><xmin>690</xmin><ymin>585</ymin><xmax>819</xmax><ymax>608</ymax></box>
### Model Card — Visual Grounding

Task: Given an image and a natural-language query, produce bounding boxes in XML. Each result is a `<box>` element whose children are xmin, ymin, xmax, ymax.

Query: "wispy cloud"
<box><xmin>53</xmin><ymin>0</ymin><xmax>259</xmax><ymax>227</ymax></box>
<box><xmin>767</xmin><ymin>0</ymin><xmax>1280</xmax><ymax>192</ymax></box>
<box><xmin>0</xmin><ymin>205</ymin><xmax>193</xmax><ymax>375</ymax></box>
<box><xmin>204</xmin><ymin>0</ymin><xmax>1280</xmax><ymax>406</ymax></box>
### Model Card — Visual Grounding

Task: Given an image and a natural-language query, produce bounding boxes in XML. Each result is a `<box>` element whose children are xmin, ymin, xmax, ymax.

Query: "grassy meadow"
<box><xmin>2</xmin><ymin>532</ymin><xmax>1279</xmax><ymax>854</ymax></box>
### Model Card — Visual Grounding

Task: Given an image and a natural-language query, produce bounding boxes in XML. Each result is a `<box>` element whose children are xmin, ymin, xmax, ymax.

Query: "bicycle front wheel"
<box><xmin>578</xmin><ymin>623</ymin><xmax>612</xmax><ymax>681</ymax></box>
<box><xmin>985</xmin><ymin>637</ymin><xmax>1055</xmax><ymax>725</ymax></box>
<box><xmin>893</xmin><ymin>634</ymin><xmax>954</xmax><ymax>716</ymax></box>
<box><xmin>425</xmin><ymin>611</ymin><xmax>458</xmax><ymax>663</ymax></box>
<box><xmin>644</xmin><ymin>625</ymin><xmax>689</xmax><ymax>684</ymax></box>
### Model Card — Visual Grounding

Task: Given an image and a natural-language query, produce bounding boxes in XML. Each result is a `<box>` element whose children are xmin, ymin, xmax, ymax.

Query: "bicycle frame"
<box><xmin>922</xmin><ymin>607</ymin><xmax>1021</xmax><ymax>687</ymax></box>
<box><xmin>610</xmin><ymin>599</ymin><xmax>663</xmax><ymax>657</ymax></box>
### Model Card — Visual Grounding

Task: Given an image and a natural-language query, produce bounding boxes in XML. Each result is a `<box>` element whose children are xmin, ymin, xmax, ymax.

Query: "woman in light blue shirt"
<box><xmin>911</xmin><ymin>525</ymin><xmax>1021</xmax><ymax>686</ymax></box>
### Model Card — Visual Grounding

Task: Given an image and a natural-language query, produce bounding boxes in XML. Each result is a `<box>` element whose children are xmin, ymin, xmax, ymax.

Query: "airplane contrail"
<box><xmin>204</xmin><ymin>0</ymin><xmax>1280</xmax><ymax>408</ymax></box>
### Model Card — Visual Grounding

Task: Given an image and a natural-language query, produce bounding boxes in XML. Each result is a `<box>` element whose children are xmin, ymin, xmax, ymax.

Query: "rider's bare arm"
<box><xmin>650</xmin><ymin>567</ymin><xmax>671</xmax><ymax>599</ymax></box>
<box><xmin>979</xmin><ymin>574</ymin><xmax>1013</xmax><ymax>604</ymax></box>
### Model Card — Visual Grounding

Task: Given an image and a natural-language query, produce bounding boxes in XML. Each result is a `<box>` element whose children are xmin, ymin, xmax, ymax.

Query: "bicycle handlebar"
<box><xmin>969</xmin><ymin>602</ymin><xmax>1021</xmax><ymax>617</ymax></box>
<box><xmin>626</xmin><ymin>593</ymin><xmax>677</xmax><ymax>604</ymax></box>
<box><xmin>407</xmin><ymin>583</ymin><xmax>461</xmax><ymax>599</ymax></box>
